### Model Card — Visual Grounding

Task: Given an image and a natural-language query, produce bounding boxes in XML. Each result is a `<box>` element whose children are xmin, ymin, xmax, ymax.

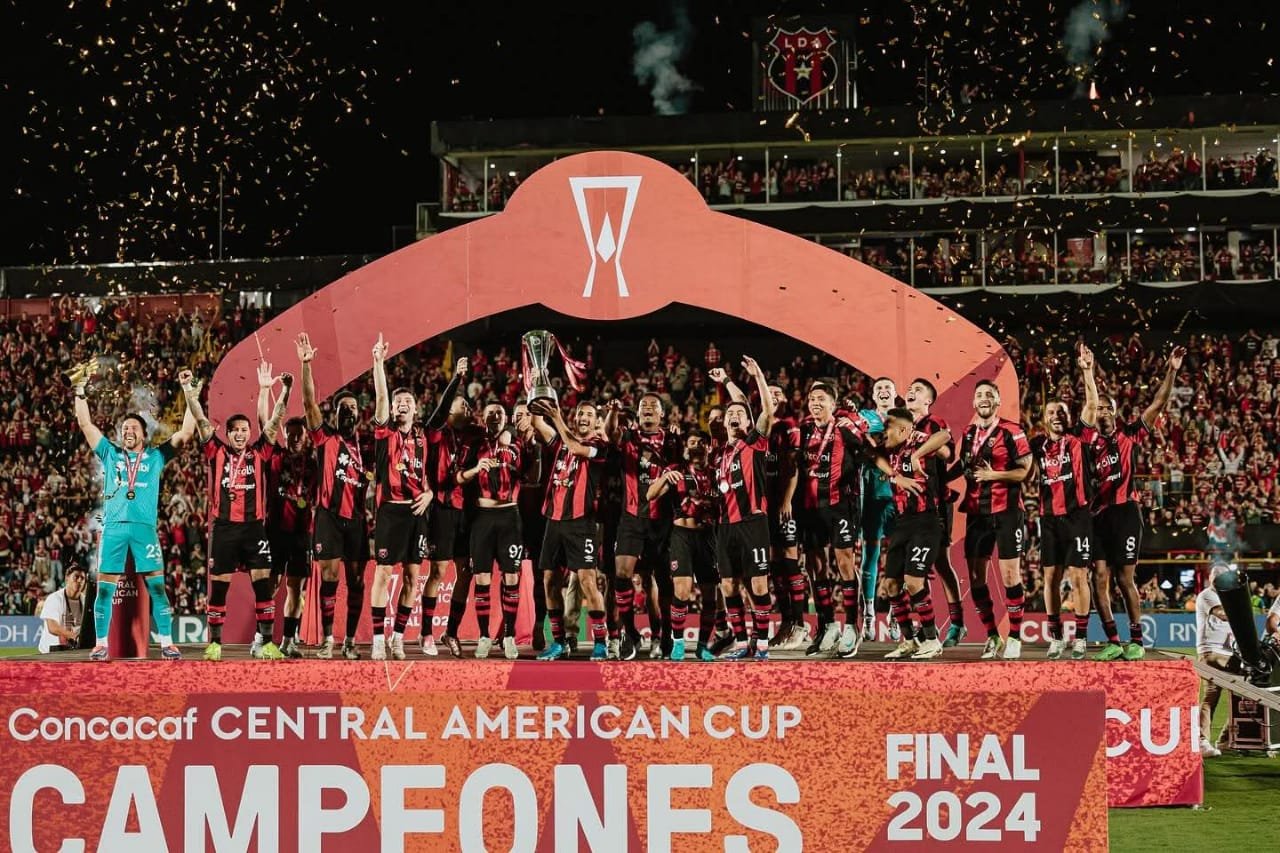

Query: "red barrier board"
<box><xmin>0</xmin><ymin>660</ymin><xmax>1203</xmax><ymax>849</ymax></box>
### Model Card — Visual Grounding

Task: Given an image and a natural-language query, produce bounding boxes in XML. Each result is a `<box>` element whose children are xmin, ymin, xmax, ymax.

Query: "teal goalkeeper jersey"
<box><xmin>94</xmin><ymin>435</ymin><xmax>176</xmax><ymax>527</ymax></box>
<box><xmin>859</xmin><ymin>409</ymin><xmax>894</xmax><ymax>500</ymax></box>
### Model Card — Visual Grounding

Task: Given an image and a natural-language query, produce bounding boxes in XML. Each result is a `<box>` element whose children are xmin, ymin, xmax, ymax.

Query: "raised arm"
<box><xmin>69</xmin><ymin>358</ymin><xmax>103</xmax><ymax>450</ymax></box>
<box><xmin>743</xmin><ymin>356</ymin><xmax>775</xmax><ymax>434</ymax></box>
<box><xmin>169</xmin><ymin>404</ymin><xmax>197</xmax><ymax>450</ymax></box>
<box><xmin>424</xmin><ymin>357</ymin><xmax>468</xmax><ymax>429</ymax></box>
<box><xmin>256</xmin><ymin>361</ymin><xmax>275</xmax><ymax>432</ymax></box>
<box><xmin>262</xmin><ymin>373</ymin><xmax>293</xmax><ymax>445</ymax></box>
<box><xmin>1141</xmin><ymin>345</ymin><xmax>1187</xmax><ymax>429</ymax></box>
<box><xmin>296</xmin><ymin>333</ymin><xmax>323</xmax><ymax>430</ymax></box>
<box><xmin>372</xmin><ymin>333</ymin><xmax>390</xmax><ymax>425</ymax></box>
<box><xmin>178</xmin><ymin>369</ymin><xmax>215</xmax><ymax>443</ymax></box>
<box><xmin>1078</xmin><ymin>343</ymin><xmax>1098</xmax><ymax>427</ymax></box>
<box><xmin>603</xmin><ymin>399</ymin><xmax>624</xmax><ymax>444</ymax></box>
<box><xmin>531</xmin><ymin>400</ymin><xmax>596</xmax><ymax>458</ymax></box>
<box><xmin>709</xmin><ymin>367</ymin><xmax>747</xmax><ymax>404</ymax></box>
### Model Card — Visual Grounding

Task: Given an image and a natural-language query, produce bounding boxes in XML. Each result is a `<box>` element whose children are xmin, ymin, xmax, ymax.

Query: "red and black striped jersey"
<box><xmin>766</xmin><ymin>415</ymin><xmax>801</xmax><ymax>507</ymax></box>
<box><xmin>957</xmin><ymin>418</ymin><xmax>1033</xmax><ymax>515</ymax></box>
<box><xmin>543</xmin><ymin>435</ymin><xmax>610</xmax><ymax>521</ymax></box>
<box><xmin>1031</xmin><ymin>433</ymin><xmax>1092</xmax><ymax>516</ymax></box>
<box><xmin>426</xmin><ymin>424</ymin><xmax>479</xmax><ymax>511</ymax></box>
<box><xmin>204</xmin><ymin>435</ymin><xmax>275</xmax><ymax>524</ymax></box>
<box><xmin>717</xmin><ymin>429</ymin><xmax>770</xmax><ymax>523</ymax></box>
<box><xmin>798</xmin><ymin>415</ymin><xmax>870</xmax><ymax>509</ymax></box>
<box><xmin>267</xmin><ymin>449</ymin><xmax>315</xmax><ymax>534</ymax></box>
<box><xmin>312</xmin><ymin>424</ymin><xmax>369</xmax><ymax>521</ymax></box>
<box><xmin>888</xmin><ymin>430</ymin><xmax>941</xmax><ymax>516</ymax></box>
<box><xmin>664</xmin><ymin>461</ymin><xmax>719</xmax><ymax>525</ymax></box>
<box><xmin>915</xmin><ymin>412</ymin><xmax>956</xmax><ymax>506</ymax></box>
<box><xmin>462</xmin><ymin>432</ymin><xmax>532</xmax><ymax>503</ymax></box>
<box><xmin>518</xmin><ymin>438</ymin><xmax>553</xmax><ymax>522</ymax></box>
<box><xmin>1080</xmin><ymin>418</ymin><xmax>1150</xmax><ymax>509</ymax></box>
<box><xmin>617</xmin><ymin>428</ymin><xmax>670</xmax><ymax>520</ymax></box>
<box><xmin>373</xmin><ymin>423</ymin><xmax>430</xmax><ymax>505</ymax></box>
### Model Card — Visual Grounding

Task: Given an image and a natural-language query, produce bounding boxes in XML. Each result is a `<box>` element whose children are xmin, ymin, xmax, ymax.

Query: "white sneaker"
<box><xmin>640</xmin><ymin>635</ymin><xmax>653</xmax><ymax>652</ymax></box>
<box><xmin>980</xmin><ymin>636</ymin><xmax>1005</xmax><ymax>659</ymax></box>
<box><xmin>503</xmin><ymin>637</ymin><xmax>519</xmax><ymax>660</ymax></box>
<box><xmin>888</xmin><ymin>620</ymin><xmax>902</xmax><ymax>643</ymax></box>
<box><xmin>371</xmin><ymin>635</ymin><xmax>387</xmax><ymax>661</ymax></box>
<box><xmin>476</xmin><ymin>637</ymin><xmax>493</xmax><ymax>659</ymax></box>
<box><xmin>1003</xmin><ymin>638</ymin><xmax>1022</xmax><ymax>660</ymax></box>
<box><xmin>836</xmin><ymin>624</ymin><xmax>860</xmax><ymax>656</ymax></box>
<box><xmin>250</xmin><ymin>634</ymin><xmax>264</xmax><ymax>659</ymax></box>
<box><xmin>1199</xmin><ymin>740</ymin><xmax>1222</xmax><ymax>758</ymax></box>
<box><xmin>649</xmin><ymin>642</ymin><xmax>663</xmax><ymax>659</ymax></box>
<box><xmin>390</xmin><ymin>635</ymin><xmax>406</xmax><ymax>661</ymax></box>
<box><xmin>861</xmin><ymin>613</ymin><xmax>875</xmax><ymax>641</ymax></box>
<box><xmin>315</xmin><ymin>637</ymin><xmax>335</xmax><ymax>659</ymax></box>
<box><xmin>783</xmin><ymin>623</ymin><xmax>808</xmax><ymax>650</ymax></box>
<box><xmin>1071</xmin><ymin>639</ymin><xmax>1087</xmax><ymax>660</ymax></box>
<box><xmin>607</xmin><ymin>638</ymin><xmax>620</xmax><ymax>660</ymax></box>
<box><xmin>911</xmin><ymin>637</ymin><xmax>944</xmax><ymax>659</ymax></box>
<box><xmin>1047</xmin><ymin>638</ymin><xmax>1066</xmax><ymax>660</ymax></box>
<box><xmin>885</xmin><ymin>639</ymin><xmax>919</xmax><ymax>659</ymax></box>
<box><xmin>818</xmin><ymin>622</ymin><xmax>841</xmax><ymax>652</ymax></box>
<box><xmin>421</xmin><ymin>635</ymin><xmax>438</xmax><ymax>656</ymax></box>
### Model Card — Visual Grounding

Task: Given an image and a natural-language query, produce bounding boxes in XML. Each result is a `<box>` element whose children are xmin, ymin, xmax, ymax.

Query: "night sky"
<box><xmin>1</xmin><ymin>0</ymin><xmax>1276</xmax><ymax>267</ymax></box>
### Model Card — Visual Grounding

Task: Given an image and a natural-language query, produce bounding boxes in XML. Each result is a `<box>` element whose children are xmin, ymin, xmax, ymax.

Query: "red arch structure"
<box><xmin>209</xmin><ymin>151</ymin><xmax>1016</xmax><ymax>427</ymax></box>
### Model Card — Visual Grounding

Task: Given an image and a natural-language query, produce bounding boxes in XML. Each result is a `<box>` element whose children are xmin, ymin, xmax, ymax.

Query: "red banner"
<box><xmin>0</xmin><ymin>662</ymin><xmax>1108</xmax><ymax>851</ymax></box>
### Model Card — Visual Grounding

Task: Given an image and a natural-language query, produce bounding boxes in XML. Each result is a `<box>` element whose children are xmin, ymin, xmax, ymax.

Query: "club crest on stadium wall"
<box><xmin>766</xmin><ymin>27</ymin><xmax>838</xmax><ymax>106</ymax></box>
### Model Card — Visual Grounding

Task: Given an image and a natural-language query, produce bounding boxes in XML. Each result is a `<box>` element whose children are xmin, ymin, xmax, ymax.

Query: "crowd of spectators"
<box><xmin>2</xmin><ymin>295</ymin><xmax>1278</xmax><ymax>617</ymax></box>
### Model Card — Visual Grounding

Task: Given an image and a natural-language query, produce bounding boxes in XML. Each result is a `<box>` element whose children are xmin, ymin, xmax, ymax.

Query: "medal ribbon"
<box><xmin>123</xmin><ymin>450</ymin><xmax>144</xmax><ymax>496</ymax></box>
<box><xmin>969</xmin><ymin>421</ymin><xmax>999</xmax><ymax>462</ymax></box>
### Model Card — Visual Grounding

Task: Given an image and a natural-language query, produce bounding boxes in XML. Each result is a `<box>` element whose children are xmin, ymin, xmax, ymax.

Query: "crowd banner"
<box><xmin>0</xmin><ymin>660</ymin><xmax>1206</xmax><ymax>849</ymax></box>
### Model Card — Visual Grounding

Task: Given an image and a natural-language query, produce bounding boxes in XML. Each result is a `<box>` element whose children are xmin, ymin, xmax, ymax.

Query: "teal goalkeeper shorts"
<box><xmin>860</xmin><ymin>496</ymin><xmax>897</xmax><ymax>542</ymax></box>
<box><xmin>98</xmin><ymin>522</ymin><xmax>164</xmax><ymax>574</ymax></box>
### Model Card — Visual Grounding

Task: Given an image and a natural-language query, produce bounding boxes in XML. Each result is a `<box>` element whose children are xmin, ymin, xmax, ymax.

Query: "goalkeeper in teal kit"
<box><xmin>71</xmin><ymin>358</ymin><xmax>196</xmax><ymax>661</ymax></box>
<box><xmin>859</xmin><ymin>378</ymin><xmax>899</xmax><ymax>640</ymax></box>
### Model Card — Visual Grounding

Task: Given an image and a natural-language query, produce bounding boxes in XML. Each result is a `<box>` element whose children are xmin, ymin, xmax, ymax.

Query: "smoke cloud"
<box><xmin>632</xmin><ymin>3</ymin><xmax>699</xmax><ymax>115</ymax></box>
<box><xmin>1063</xmin><ymin>0</ymin><xmax>1129</xmax><ymax>97</ymax></box>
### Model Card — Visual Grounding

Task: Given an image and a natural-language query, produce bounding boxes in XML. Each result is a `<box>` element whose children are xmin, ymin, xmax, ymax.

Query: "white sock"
<box><xmin>158</xmin><ymin>634</ymin><xmax>172</xmax><ymax>647</ymax></box>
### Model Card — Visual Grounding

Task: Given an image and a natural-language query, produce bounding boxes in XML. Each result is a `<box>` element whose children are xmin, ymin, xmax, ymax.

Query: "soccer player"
<box><xmin>799</xmin><ymin>381</ymin><xmax>870</xmax><ymax>658</ymax></box>
<box><xmin>74</xmin><ymin>361</ymin><xmax>196</xmax><ymax>661</ymax></box>
<box><xmin>759</xmin><ymin>377</ymin><xmax>805</xmax><ymax>650</ymax></box>
<box><xmin>370</xmin><ymin>334</ymin><xmax>435</xmax><ymax>662</ymax></box>
<box><xmin>457</xmin><ymin>402</ymin><xmax>540</xmax><ymax>660</ymax></box>
<box><xmin>715</xmin><ymin>356</ymin><xmax>776</xmax><ymax>661</ymax></box>
<box><xmin>648</xmin><ymin>430</ymin><xmax>720</xmax><ymax>661</ymax></box>
<box><xmin>859</xmin><ymin>377</ymin><xmax>899</xmax><ymax>640</ymax></box>
<box><xmin>529</xmin><ymin>398</ymin><xmax>611</xmax><ymax>661</ymax></box>
<box><xmin>606</xmin><ymin>393</ymin><xmax>672</xmax><ymax>660</ymax></box>
<box><xmin>904</xmin><ymin>378</ymin><xmax>965</xmax><ymax>647</ymax></box>
<box><xmin>876</xmin><ymin>408</ymin><xmax>950</xmax><ymax>659</ymax></box>
<box><xmin>1031</xmin><ymin>347</ymin><xmax>1096</xmax><ymax>661</ymax></box>
<box><xmin>1080</xmin><ymin>343</ymin><xmax>1185</xmax><ymax>661</ymax></box>
<box><xmin>513</xmin><ymin>400</ymin><xmax>550</xmax><ymax>651</ymax></box>
<box><xmin>255</xmin><ymin>365</ymin><xmax>310</xmax><ymax>658</ymax></box>
<box><xmin>180</xmin><ymin>365</ymin><xmax>288</xmax><ymax>661</ymax></box>
<box><xmin>422</xmin><ymin>359</ymin><xmax>475</xmax><ymax>657</ymax></box>
<box><xmin>950</xmin><ymin>380</ymin><xmax>1033</xmax><ymax>660</ymax></box>
<box><xmin>297</xmin><ymin>332</ymin><xmax>370</xmax><ymax>660</ymax></box>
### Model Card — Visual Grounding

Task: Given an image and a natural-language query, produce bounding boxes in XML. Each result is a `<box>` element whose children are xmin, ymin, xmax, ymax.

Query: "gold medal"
<box><xmin>126</xmin><ymin>490</ymin><xmax>136</xmax><ymax>500</ymax></box>
<box><xmin>365</xmin><ymin>471</ymin><xmax>375</xmax><ymax>482</ymax></box>
<box><xmin>396</xmin><ymin>463</ymin><xmax>408</xmax><ymax>473</ymax></box>
<box><xmin>295</xmin><ymin>497</ymin><xmax>307</xmax><ymax>509</ymax></box>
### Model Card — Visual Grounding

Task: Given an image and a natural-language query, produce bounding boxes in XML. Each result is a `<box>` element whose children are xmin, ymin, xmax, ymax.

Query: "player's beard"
<box><xmin>338</xmin><ymin>410</ymin><xmax>357</xmax><ymax>436</ymax></box>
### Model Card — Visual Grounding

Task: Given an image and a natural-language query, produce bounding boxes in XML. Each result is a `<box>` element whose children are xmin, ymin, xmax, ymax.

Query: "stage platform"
<box><xmin>0</xmin><ymin>640</ymin><xmax>1190</xmax><ymax>664</ymax></box>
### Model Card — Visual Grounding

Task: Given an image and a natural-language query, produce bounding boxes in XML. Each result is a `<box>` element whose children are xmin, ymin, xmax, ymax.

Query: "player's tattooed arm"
<box><xmin>170</xmin><ymin>404</ymin><xmax>198</xmax><ymax>450</ymax></box>
<box><xmin>178</xmin><ymin>369</ymin><xmax>215</xmax><ymax>442</ymax></box>
<box><xmin>424</xmin><ymin>357</ymin><xmax>468</xmax><ymax>429</ymax></box>
<box><xmin>1141</xmin><ymin>345</ymin><xmax>1187</xmax><ymax>429</ymax></box>
<box><xmin>296</xmin><ymin>333</ymin><xmax>323</xmax><ymax>430</ymax></box>
<box><xmin>262</xmin><ymin>372</ymin><xmax>293</xmax><ymax>445</ymax></box>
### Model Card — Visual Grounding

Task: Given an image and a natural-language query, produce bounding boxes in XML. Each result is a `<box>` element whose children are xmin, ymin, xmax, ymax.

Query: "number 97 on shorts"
<box><xmin>883</xmin><ymin>732</ymin><xmax>1041</xmax><ymax>844</ymax></box>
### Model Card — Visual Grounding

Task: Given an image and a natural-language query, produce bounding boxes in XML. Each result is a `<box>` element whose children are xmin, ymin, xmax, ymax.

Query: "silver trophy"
<box><xmin>522</xmin><ymin>330</ymin><xmax>561</xmax><ymax>404</ymax></box>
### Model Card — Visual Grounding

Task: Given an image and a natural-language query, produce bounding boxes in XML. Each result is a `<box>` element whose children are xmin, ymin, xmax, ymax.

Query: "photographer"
<box><xmin>38</xmin><ymin>565</ymin><xmax>87</xmax><ymax>653</ymax></box>
<box><xmin>1195</xmin><ymin>564</ymin><xmax>1234</xmax><ymax>757</ymax></box>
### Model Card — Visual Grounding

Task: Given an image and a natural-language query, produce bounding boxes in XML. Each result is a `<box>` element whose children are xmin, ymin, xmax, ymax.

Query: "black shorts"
<box><xmin>428</xmin><ymin>505</ymin><xmax>470</xmax><ymax>562</ymax></box>
<box><xmin>716</xmin><ymin>516</ymin><xmax>771</xmax><ymax>580</ymax></box>
<box><xmin>1041</xmin><ymin>509</ymin><xmax>1093</xmax><ymax>568</ymax></box>
<box><xmin>520</xmin><ymin>506</ymin><xmax>546</xmax><ymax>563</ymax></box>
<box><xmin>769</xmin><ymin>506</ymin><xmax>799</xmax><ymax>550</ymax></box>
<box><xmin>1093</xmin><ymin>502</ymin><xmax>1143</xmax><ymax>567</ymax></box>
<box><xmin>934</xmin><ymin>502</ymin><xmax>955</xmax><ymax>572</ymax></box>
<box><xmin>471</xmin><ymin>505</ymin><xmax>524</xmax><ymax>576</ymax></box>
<box><xmin>884</xmin><ymin>513</ymin><xmax>943</xmax><ymax>581</ymax></box>
<box><xmin>374</xmin><ymin>502</ymin><xmax>431</xmax><ymax>566</ymax></box>
<box><xmin>800</xmin><ymin>501</ymin><xmax>857</xmax><ymax>551</ymax></box>
<box><xmin>538</xmin><ymin>518</ymin><xmax>600</xmax><ymax>572</ymax></box>
<box><xmin>963</xmin><ymin>509</ymin><xmax>1026</xmax><ymax>561</ymax></box>
<box><xmin>669</xmin><ymin>525</ymin><xmax>716</xmax><ymax>585</ymax></box>
<box><xmin>270</xmin><ymin>529</ymin><xmax>311</xmax><ymax>579</ymax></box>
<box><xmin>313</xmin><ymin>508</ymin><xmax>368</xmax><ymax>565</ymax></box>
<box><xmin>615</xmin><ymin>514</ymin><xmax>672</xmax><ymax>565</ymax></box>
<box><xmin>210</xmin><ymin>520</ymin><xmax>272</xmax><ymax>574</ymax></box>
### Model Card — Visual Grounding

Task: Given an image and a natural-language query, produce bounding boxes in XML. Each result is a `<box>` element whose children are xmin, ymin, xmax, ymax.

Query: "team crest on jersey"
<box><xmin>377</xmin><ymin>548</ymin><xmax>389</xmax><ymax>561</ymax></box>
<box><xmin>767</xmin><ymin>28</ymin><xmax>839</xmax><ymax>106</ymax></box>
